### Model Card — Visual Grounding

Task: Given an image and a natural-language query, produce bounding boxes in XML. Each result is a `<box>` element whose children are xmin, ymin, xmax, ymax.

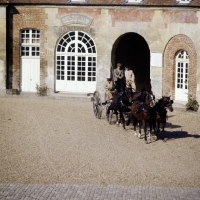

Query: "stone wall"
<box><xmin>164</xmin><ymin>35</ymin><xmax>197</xmax><ymax>100</ymax></box>
<box><xmin>12</xmin><ymin>7</ymin><xmax>48</xmax><ymax>90</ymax></box>
<box><xmin>8</xmin><ymin>5</ymin><xmax>200</xmax><ymax>101</ymax></box>
<box><xmin>0</xmin><ymin>6</ymin><xmax>6</xmax><ymax>94</ymax></box>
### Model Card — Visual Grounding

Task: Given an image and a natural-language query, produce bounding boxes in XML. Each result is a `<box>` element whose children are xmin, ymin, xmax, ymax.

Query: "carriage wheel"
<box><xmin>93</xmin><ymin>91</ymin><xmax>102</xmax><ymax>119</ymax></box>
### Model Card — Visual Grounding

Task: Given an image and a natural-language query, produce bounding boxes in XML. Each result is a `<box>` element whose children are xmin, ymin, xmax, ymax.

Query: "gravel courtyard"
<box><xmin>0</xmin><ymin>96</ymin><xmax>200</xmax><ymax>188</ymax></box>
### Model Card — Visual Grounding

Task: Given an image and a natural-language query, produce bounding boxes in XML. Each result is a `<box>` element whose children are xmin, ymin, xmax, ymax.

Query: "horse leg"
<box><xmin>144</xmin><ymin>122</ymin><xmax>148</xmax><ymax>144</ymax></box>
<box><xmin>156</xmin><ymin>122</ymin><xmax>160</xmax><ymax>138</ymax></box>
<box><xmin>120</xmin><ymin>111</ymin><xmax>126</xmax><ymax>130</ymax></box>
<box><xmin>108</xmin><ymin>110</ymin><xmax>113</xmax><ymax>124</ymax></box>
<box><xmin>149</xmin><ymin>119</ymin><xmax>156</xmax><ymax>142</ymax></box>
<box><xmin>126</xmin><ymin>113</ymin><xmax>131</xmax><ymax>126</ymax></box>
<box><xmin>132</xmin><ymin>116</ymin><xmax>138</xmax><ymax>136</ymax></box>
<box><xmin>116</xmin><ymin>112</ymin><xmax>119</xmax><ymax>125</ymax></box>
<box><xmin>106</xmin><ymin>105</ymin><xmax>110</xmax><ymax>122</ymax></box>
<box><xmin>138</xmin><ymin>121</ymin><xmax>142</xmax><ymax>139</ymax></box>
<box><xmin>149</xmin><ymin>122</ymin><xmax>152</xmax><ymax>143</ymax></box>
<box><xmin>162</xmin><ymin>122</ymin><xmax>166</xmax><ymax>140</ymax></box>
<box><xmin>153</xmin><ymin>121</ymin><xmax>157</xmax><ymax>139</ymax></box>
<box><xmin>134</xmin><ymin>123</ymin><xmax>137</xmax><ymax>136</ymax></box>
<box><xmin>116</xmin><ymin>117</ymin><xmax>120</xmax><ymax>126</ymax></box>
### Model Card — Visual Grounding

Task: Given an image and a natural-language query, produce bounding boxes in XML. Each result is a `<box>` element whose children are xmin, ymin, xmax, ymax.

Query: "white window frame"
<box><xmin>125</xmin><ymin>0</ymin><xmax>144</xmax><ymax>3</ymax></box>
<box><xmin>175</xmin><ymin>50</ymin><xmax>189</xmax><ymax>101</ymax></box>
<box><xmin>69</xmin><ymin>0</ymin><xmax>87</xmax><ymax>2</ymax></box>
<box><xmin>20</xmin><ymin>29</ymin><xmax>40</xmax><ymax>59</ymax></box>
<box><xmin>56</xmin><ymin>31</ymin><xmax>97</xmax><ymax>83</ymax></box>
<box><xmin>176</xmin><ymin>0</ymin><xmax>193</xmax><ymax>4</ymax></box>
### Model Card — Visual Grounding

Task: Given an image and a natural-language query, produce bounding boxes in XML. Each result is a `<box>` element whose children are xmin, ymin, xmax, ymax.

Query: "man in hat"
<box><xmin>125</xmin><ymin>66</ymin><xmax>136</xmax><ymax>91</ymax></box>
<box><xmin>113</xmin><ymin>63</ymin><xmax>125</xmax><ymax>93</ymax></box>
<box><xmin>104</xmin><ymin>78</ymin><xmax>116</xmax><ymax>99</ymax></box>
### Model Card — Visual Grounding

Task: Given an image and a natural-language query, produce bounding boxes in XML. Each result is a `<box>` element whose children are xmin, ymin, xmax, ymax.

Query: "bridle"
<box><xmin>163</xmin><ymin>97</ymin><xmax>174</xmax><ymax>109</ymax></box>
<box><xmin>145</xmin><ymin>93</ymin><xmax>155</xmax><ymax>108</ymax></box>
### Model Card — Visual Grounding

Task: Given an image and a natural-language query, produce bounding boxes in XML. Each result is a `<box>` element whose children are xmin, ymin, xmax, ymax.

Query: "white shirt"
<box><xmin>125</xmin><ymin>70</ymin><xmax>135</xmax><ymax>82</ymax></box>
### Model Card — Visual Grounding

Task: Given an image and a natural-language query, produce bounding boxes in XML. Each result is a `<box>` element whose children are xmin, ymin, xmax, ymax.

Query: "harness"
<box><xmin>132</xmin><ymin>101</ymin><xmax>149</xmax><ymax>114</ymax></box>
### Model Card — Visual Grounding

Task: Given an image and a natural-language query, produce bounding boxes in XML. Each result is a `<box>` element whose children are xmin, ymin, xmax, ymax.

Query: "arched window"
<box><xmin>175</xmin><ymin>50</ymin><xmax>189</xmax><ymax>101</ymax></box>
<box><xmin>56</xmin><ymin>31</ymin><xmax>97</xmax><ymax>92</ymax></box>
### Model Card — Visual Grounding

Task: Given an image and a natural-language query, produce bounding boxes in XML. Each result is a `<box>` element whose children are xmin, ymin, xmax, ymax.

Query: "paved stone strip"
<box><xmin>0</xmin><ymin>184</ymin><xmax>200</xmax><ymax>200</ymax></box>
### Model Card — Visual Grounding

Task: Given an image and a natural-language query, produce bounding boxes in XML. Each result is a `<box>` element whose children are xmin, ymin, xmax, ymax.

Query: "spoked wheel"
<box><xmin>93</xmin><ymin>91</ymin><xmax>102</xmax><ymax>119</ymax></box>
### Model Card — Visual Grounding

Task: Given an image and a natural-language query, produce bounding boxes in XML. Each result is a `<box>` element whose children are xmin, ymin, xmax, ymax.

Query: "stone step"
<box><xmin>3</xmin><ymin>91</ymin><xmax>193</xmax><ymax>112</ymax></box>
<box><xmin>51</xmin><ymin>92</ymin><xmax>93</xmax><ymax>101</ymax></box>
<box><xmin>6</xmin><ymin>89</ymin><xmax>20</xmax><ymax>95</ymax></box>
<box><xmin>3</xmin><ymin>91</ymin><xmax>94</xmax><ymax>102</ymax></box>
<box><xmin>173</xmin><ymin>100</ymin><xmax>187</xmax><ymax>111</ymax></box>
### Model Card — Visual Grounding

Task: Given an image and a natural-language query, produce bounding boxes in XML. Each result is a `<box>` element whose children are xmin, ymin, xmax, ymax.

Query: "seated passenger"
<box><xmin>104</xmin><ymin>78</ymin><xmax>116</xmax><ymax>100</ymax></box>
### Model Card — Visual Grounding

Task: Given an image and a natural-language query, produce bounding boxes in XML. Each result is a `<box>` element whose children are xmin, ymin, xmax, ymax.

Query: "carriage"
<box><xmin>92</xmin><ymin>87</ymin><xmax>135</xmax><ymax>125</ymax></box>
<box><xmin>92</xmin><ymin>90</ymin><xmax>111</xmax><ymax>119</ymax></box>
<box><xmin>92</xmin><ymin>87</ymin><xmax>174</xmax><ymax>143</ymax></box>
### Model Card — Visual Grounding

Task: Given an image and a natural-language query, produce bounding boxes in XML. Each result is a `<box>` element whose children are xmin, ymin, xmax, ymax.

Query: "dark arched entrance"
<box><xmin>111</xmin><ymin>32</ymin><xmax>150</xmax><ymax>91</ymax></box>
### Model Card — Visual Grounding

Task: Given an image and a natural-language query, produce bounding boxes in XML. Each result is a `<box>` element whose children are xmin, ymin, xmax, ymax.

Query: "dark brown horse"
<box><xmin>126</xmin><ymin>88</ymin><xmax>152</xmax><ymax>125</ymax></box>
<box><xmin>130</xmin><ymin>89</ymin><xmax>155</xmax><ymax>143</ymax></box>
<box><xmin>155</xmin><ymin>96</ymin><xmax>174</xmax><ymax>140</ymax></box>
<box><xmin>106</xmin><ymin>87</ymin><xmax>134</xmax><ymax>129</ymax></box>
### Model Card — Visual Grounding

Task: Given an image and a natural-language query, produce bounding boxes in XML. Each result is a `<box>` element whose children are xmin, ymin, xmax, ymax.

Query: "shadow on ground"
<box><xmin>158</xmin><ymin>131</ymin><xmax>200</xmax><ymax>142</ymax></box>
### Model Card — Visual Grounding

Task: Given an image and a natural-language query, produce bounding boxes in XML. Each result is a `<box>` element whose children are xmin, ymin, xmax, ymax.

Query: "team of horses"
<box><xmin>106</xmin><ymin>88</ymin><xmax>174</xmax><ymax>144</ymax></box>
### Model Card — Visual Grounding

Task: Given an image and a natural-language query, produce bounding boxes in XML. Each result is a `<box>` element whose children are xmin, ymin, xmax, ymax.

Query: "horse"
<box><xmin>126</xmin><ymin>88</ymin><xmax>152</xmax><ymax>126</ymax></box>
<box><xmin>106</xmin><ymin>87</ymin><xmax>134</xmax><ymax>129</ymax></box>
<box><xmin>130</xmin><ymin>89</ymin><xmax>155</xmax><ymax>144</ymax></box>
<box><xmin>155</xmin><ymin>96</ymin><xmax>174</xmax><ymax>140</ymax></box>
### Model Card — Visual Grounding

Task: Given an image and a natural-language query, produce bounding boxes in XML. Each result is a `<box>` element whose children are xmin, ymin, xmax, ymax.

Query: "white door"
<box><xmin>21</xmin><ymin>58</ymin><xmax>40</xmax><ymax>92</ymax></box>
<box><xmin>20</xmin><ymin>29</ymin><xmax>40</xmax><ymax>92</ymax></box>
<box><xmin>56</xmin><ymin>31</ymin><xmax>97</xmax><ymax>93</ymax></box>
<box><xmin>175</xmin><ymin>50</ymin><xmax>189</xmax><ymax>101</ymax></box>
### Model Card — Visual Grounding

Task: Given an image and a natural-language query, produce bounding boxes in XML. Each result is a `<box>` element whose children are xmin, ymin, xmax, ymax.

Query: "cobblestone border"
<box><xmin>0</xmin><ymin>184</ymin><xmax>200</xmax><ymax>200</ymax></box>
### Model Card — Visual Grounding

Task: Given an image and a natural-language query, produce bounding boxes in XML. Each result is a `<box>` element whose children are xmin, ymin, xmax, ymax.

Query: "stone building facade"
<box><xmin>0</xmin><ymin>5</ymin><xmax>6</xmax><ymax>94</ymax></box>
<box><xmin>0</xmin><ymin>0</ymin><xmax>200</xmax><ymax>103</ymax></box>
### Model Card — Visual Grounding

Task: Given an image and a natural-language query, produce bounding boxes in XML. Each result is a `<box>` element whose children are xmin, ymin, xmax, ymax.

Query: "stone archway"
<box><xmin>163</xmin><ymin>34</ymin><xmax>197</xmax><ymax>100</ymax></box>
<box><xmin>111</xmin><ymin>32</ymin><xmax>150</xmax><ymax>91</ymax></box>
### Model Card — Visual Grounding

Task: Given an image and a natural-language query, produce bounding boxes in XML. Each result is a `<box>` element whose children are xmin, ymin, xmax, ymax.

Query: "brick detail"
<box><xmin>1</xmin><ymin>0</ymin><xmax>200</xmax><ymax>6</ymax></box>
<box><xmin>12</xmin><ymin>7</ymin><xmax>48</xmax><ymax>89</ymax></box>
<box><xmin>57</xmin><ymin>8</ymin><xmax>101</xmax><ymax>19</ymax></box>
<box><xmin>163</xmin><ymin>34</ymin><xmax>197</xmax><ymax>100</ymax></box>
<box><xmin>162</xmin><ymin>10</ymin><xmax>198</xmax><ymax>24</ymax></box>
<box><xmin>109</xmin><ymin>9</ymin><xmax>154</xmax><ymax>27</ymax></box>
